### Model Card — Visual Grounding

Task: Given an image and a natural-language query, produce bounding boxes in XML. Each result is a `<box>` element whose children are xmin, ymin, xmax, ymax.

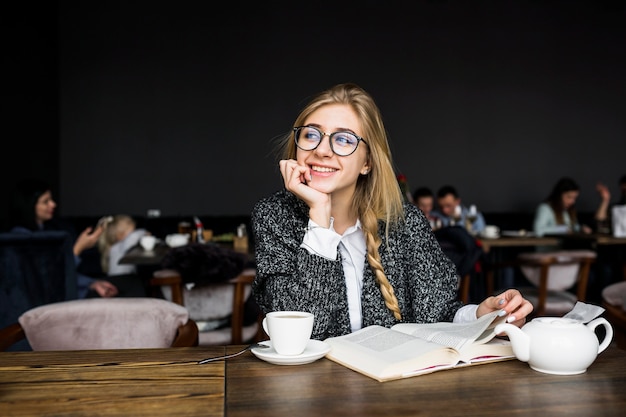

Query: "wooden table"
<box><xmin>478</xmin><ymin>235</ymin><xmax>561</xmax><ymax>253</ymax></box>
<box><xmin>1</xmin><ymin>345</ymin><xmax>625</xmax><ymax>416</ymax></box>
<box><xmin>119</xmin><ymin>243</ymin><xmax>170</xmax><ymax>266</ymax></box>
<box><xmin>0</xmin><ymin>346</ymin><xmax>226</xmax><ymax>417</ymax></box>
<box><xmin>224</xmin><ymin>344</ymin><xmax>626</xmax><ymax>416</ymax></box>
<box><xmin>118</xmin><ymin>242</ymin><xmax>253</xmax><ymax>267</ymax></box>
<box><xmin>552</xmin><ymin>234</ymin><xmax>626</xmax><ymax>282</ymax></box>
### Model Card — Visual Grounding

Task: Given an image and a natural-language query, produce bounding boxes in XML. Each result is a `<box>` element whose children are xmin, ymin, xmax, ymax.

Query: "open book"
<box><xmin>324</xmin><ymin>310</ymin><xmax>514</xmax><ymax>382</ymax></box>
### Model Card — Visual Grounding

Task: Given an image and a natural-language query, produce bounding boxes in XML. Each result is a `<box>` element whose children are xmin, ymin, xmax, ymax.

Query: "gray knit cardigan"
<box><xmin>251</xmin><ymin>190</ymin><xmax>463</xmax><ymax>340</ymax></box>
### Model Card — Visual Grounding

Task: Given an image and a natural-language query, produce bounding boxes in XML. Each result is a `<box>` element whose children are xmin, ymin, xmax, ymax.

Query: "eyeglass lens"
<box><xmin>294</xmin><ymin>126</ymin><xmax>362</xmax><ymax>156</ymax></box>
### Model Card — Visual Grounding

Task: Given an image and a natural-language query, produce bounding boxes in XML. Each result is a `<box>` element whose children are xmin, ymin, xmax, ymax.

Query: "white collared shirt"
<box><xmin>301</xmin><ymin>219</ymin><xmax>478</xmax><ymax>331</ymax></box>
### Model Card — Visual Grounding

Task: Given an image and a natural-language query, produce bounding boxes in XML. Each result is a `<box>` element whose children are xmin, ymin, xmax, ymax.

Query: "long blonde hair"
<box><xmin>284</xmin><ymin>83</ymin><xmax>405</xmax><ymax>320</ymax></box>
<box><xmin>98</xmin><ymin>214</ymin><xmax>136</xmax><ymax>273</ymax></box>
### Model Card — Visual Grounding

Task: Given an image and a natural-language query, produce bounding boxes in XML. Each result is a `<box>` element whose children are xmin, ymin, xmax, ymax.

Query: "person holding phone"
<box><xmin>251</xmin><ymin>83</ymin><xmax>532</xmax><ymax>340</ymax></box>
<box><xmin>8</xmin><ymin>178</ymin><xmax>119</xmax><ymax>298</ymax></box>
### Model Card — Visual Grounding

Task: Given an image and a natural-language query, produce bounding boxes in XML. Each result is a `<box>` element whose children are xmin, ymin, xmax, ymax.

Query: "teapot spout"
<box><xmin>494</xmin><ymin>323</ymin><xmax>530</xmax><ymax>362</ymax></box>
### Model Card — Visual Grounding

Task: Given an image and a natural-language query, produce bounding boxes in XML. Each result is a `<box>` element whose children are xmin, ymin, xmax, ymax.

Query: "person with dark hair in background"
<box><xmin>532</xmin><ymin>177</ymin><xmax>592</xmax><ymax>237</ymax></box>
<box><xmin>9</xmin><ymin>178</ymin><xmax>119</xmax><ymax>298</ymax></box>
<box><xmin>618</xmin><ymin>175</ymin><xmax>626</xmax><ymax>205</ymax></box>
<box><xmin>412</xmin><ymin>186</ymin><xmax>441</xmax><ymax>230</ymax></box>
<box><xmin>432</xmin><ymin>185</ymin><xmax>486</xmax><ymax>235</ymax></box>
<box><xmin>251</xmin><ymin>83</ymin><xmax>532</xmax><ymax>340</ymax></box>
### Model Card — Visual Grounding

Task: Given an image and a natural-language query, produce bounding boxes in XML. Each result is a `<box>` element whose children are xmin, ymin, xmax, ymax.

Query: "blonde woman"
<box><xmin>98</xmin><ymin>214</ymin><xmax>148</xmax><ymax>276</ymax></box>
<box><xmin>251</xmin><ymin>83</ymin><xmax>532</xmax><ymax>340</ymax></box>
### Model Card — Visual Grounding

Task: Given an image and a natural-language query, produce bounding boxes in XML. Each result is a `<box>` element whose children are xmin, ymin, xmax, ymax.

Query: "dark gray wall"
<box><xmin>3</xmin><ymin>1</ymin><xmax>625</xmax><ymax>225</ymax></box>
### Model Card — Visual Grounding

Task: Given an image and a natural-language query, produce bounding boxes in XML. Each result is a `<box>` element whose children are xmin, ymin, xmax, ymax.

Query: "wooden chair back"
<box><xmin>516</xmin><ymin>250</ymin><xmax>596</xmax><ymax>316</ymax></box>
<box><xmin>151</xmin><ymin>268</ymin><xmax>263</xmax><ymax>345</ymax></box>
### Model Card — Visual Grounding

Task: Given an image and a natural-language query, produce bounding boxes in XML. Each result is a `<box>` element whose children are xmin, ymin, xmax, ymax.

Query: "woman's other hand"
<box><xmin>90</xmin><ymin>280</ymin><xmax>119</xmax><ymax>298</ymax></box>
<box><xmin>477</xmin><ymin>289</ymin><xmax>533</xmax><ymax>328</ymax></box>
<box><xmin>73</xmin><ymin>225</ymin><xmax>105</xmax><ymax>256</ymax></box>
<box><xmin>596</xmin><ymin>182</ymin><xmax>611</xmax><ymax>203</ymax></box>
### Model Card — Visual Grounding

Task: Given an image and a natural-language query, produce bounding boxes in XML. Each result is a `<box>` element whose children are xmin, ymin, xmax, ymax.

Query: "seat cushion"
<box><xmin>198</xmin><ymin>322</ymin><xmax>259</xmax><ymax>346</ymax></box>
<box><xmin>518</xmin><ymin>250</ymin><xmax>596</xmax><ymax>291</ymax></box>
<box><xmin>161</xmin><ymin>283</ymin><xmax>252</xmax><ymax>324</ymax></box>
<box><xmin>19</xmin><ymin>298</ymin><xmax>189</xmax><ymax>350</ymax></box>
<box><xmin>602</xmin><ymin>281</ymin><xmax>626</xmax><ymax>309</ymax></box>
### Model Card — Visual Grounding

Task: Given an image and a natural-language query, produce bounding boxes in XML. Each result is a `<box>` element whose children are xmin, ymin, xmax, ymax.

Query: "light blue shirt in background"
<box><xmin>533</xmin><ymin>203</ymin><xmax>579</xmax><ymax>237</ymax></box>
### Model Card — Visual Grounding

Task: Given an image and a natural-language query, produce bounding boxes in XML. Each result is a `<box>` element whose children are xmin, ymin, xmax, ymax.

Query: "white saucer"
<box><xmin>501</xmin><ymin>230</ymin><xmax>535</xmax><ymax>237</ymax></box>
<box><xmin>251</xmin><ymin>339</ymin><xmax>330</xmax><ymax>365</ymax></box>
<box><xmin>479</xmin><ymin>232</ymin><xmax>500</xmax><ymax>239</ymax></box>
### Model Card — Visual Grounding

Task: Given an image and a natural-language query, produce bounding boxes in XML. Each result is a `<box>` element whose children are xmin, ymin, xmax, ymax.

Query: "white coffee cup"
<box><xmin>262</xmin><ymin>311</ymin><xmax>314</xmax><ymax>356</ymax></box>
<box><xmin>139</xmin><ymin>235</ymin><xmax>156</xmax><ymax>251</ymax></box>
<box><xmin>483</xmin><ymin>225</ymin><xmax>500</xmax><ymax>238</ymax></box>
<box><xmin>165</xmin><ymin>233</ymin><xmax>189</xmax><ymax>248</ymax></box>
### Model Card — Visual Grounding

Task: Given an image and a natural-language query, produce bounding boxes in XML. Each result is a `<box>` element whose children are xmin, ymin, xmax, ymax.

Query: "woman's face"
<box><xmin>561</xmin><ymin>190</ymin><xmax>579</xmax><ymax>209</ymax></box>
<box><xmin>297</xmin><ymin>103</ymin><xmax>369</xmax><ymax>199</ymax></box>
<box><xmin>35</xmin><ymin>191</ymin><xmax>56</xmax><ymax>224</ymax></box>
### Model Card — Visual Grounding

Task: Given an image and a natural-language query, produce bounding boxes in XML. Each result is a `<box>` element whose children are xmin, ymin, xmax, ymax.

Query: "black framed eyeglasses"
<box><xmin>293</xmin><ymin>126</ymin><xmax>367</xmax><ymax>157</ymax></box>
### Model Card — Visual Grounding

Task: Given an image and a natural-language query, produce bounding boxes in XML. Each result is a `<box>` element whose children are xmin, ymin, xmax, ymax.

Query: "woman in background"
<box><xmin>533</xmin><ymin>177</ymin><xmax>592</xmax><ymax>237</ymax></box>
<box><xmin>9</xmin><ymin>178</ymin><xmax>118</xmax><ymax>298</ymax></box>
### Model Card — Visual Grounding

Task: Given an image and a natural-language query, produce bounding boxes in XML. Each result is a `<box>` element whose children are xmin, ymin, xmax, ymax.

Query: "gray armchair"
<box><xmin>0</xmin><ymin>231</ymin><xmax>77</xmax><ymax>351</ymax></box>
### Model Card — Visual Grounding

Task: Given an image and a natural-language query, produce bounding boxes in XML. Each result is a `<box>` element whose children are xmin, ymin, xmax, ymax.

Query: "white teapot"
<box><xmin>494</xmin><ymin>317</ymin><xmax>613</xmax><ymax>375</ymax></box>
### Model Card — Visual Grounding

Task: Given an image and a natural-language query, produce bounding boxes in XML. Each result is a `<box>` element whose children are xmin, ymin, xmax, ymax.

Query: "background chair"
<box><xmin>151</xmin><ymin>268</ymin><xmax>263</xmax><ymax>345</ymax></box>
<box><xmin>0</xmin><ymin>231</ymin><xmax>77</xmax><ymax>351</ymax></box>
<box><xmin>0</xmin><ymin>297</ymin><xmax>198</xmax><ymax>351</ymax></box>
<box><xmin>514</xmin><ymin>249</ymin><xmax>597</xmax><ymax>317</ymax></box>
<box><xmin>601</xmin><ymin>279</ymin><xmax>626</xmax><ymax>350</ymax></box>
<box><xmin>434</xmin><ymin>226</ymin><xmax>484</xmax><ymax>304</ymax></box>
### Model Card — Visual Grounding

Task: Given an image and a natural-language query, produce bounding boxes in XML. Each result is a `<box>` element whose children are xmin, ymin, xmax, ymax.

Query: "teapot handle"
<box><xmin>587</xmin><ymin>317</ymin><xmax>613</xmax><ymax>354</ymax></box>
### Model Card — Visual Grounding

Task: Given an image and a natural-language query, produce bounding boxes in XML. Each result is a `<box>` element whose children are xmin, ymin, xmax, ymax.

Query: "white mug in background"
<box><xmin>165</xmin><ymin>233</ymin><xmax>189</xmax><ymax>248</ymax></box>
<box><xmin>139</xmin><ymin>235</ymin><xmax>156</xmax><ymax>251</ymax></box>
<box><xmin>262</xmin><ymin>311</ymin><xmax>314</xmax><ymax>356</ymax></box>
<box><xmin>483</xmin><ymin>225</ymin><xmax>500</xmax><ymax>238</ymax></box>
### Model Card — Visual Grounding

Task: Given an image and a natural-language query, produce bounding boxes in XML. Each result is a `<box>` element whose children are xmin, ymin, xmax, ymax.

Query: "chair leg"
<box><xmin>576</xmin><ymin>258</ymin><xmax>594</xmax><ymax>302</ymax></box>
<box><xmin>230</xmin><ymin>280</ymin><xmax>246</xmax><ymax>345</ymax></box>
<box><xmin>536</xmin><ymin>263</ymin><xmax>550</xmax><ymax>317</ymax></box>
<box><xmin>459</xmin><ymin>274</ymin><xmax>470</xmax><ymax>304</ymax></box>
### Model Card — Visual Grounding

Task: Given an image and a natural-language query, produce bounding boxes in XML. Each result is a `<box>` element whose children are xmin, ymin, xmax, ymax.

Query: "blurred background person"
<box><xmin>533</xmin><ymin>177</ymin><xmax>592</xmax><ymax>237</ymax></box>
<box><xmin>9</xmin><ymin>178</ymin><xmax>118</xmax><ymax>298</ymax></box>
<box><xmin>432</xmin><ymin>185</ymin><xmax>486</xmax><ymax>235</ymax></box>
<box><xmin>412</xmin><ymin>186</ymin><xmax>441</xmax><ymax>230</ymax></box>
<box><xmin>98</xmin><ymin>214</ymin><xmax>150</xmax><ymax>276</ymax></box>
<box><xmin>618</xmin><ymin>174</ymin><xmax>626</xmax><ymax>205</ymax></box>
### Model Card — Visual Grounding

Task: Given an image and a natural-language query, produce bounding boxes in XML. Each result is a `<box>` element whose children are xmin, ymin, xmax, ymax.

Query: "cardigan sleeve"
<box><xmin>251</xmin><ymin>191</ymin><xmax>353</xmax><ymax>339</ymax></box>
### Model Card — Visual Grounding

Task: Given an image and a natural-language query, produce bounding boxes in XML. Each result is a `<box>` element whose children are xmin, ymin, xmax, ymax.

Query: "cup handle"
<box><xmin>262</xmin><ymin>318</ymin><xmax>269</xmax><ymax>337</ymax></box>
<box><xmin>588</xmin><ymin>317</ymin><xmax>613</xmax><ymax>354</ymax></box>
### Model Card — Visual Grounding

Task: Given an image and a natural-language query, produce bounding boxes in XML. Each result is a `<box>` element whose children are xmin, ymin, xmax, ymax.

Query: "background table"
<box><xmin>478</xmin><ymin>235</ymin><xmax>561</xmax><ymax>253</ymax></box>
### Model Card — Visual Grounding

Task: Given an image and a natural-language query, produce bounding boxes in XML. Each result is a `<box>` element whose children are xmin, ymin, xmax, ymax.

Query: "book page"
<box><xmin>324</xmin><ymin>325</ymin><xmax>460</xmax><ymax>381</ymax></box>
<box><xmin>391</xmin><ymin>310</ymin><xmax>504</xmax><ymax>351</ymax></box>
<box><xmin>456</xmin><ymin>337</ymin><xmax>514</xmax><ymax>363</ymax></box>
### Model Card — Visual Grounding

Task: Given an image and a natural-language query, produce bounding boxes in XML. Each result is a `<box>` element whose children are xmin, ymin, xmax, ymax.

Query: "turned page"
<box><xmin>391</xmin><ymin>310</ymin><xmax>504</xmax><ymax>351</ymax></box>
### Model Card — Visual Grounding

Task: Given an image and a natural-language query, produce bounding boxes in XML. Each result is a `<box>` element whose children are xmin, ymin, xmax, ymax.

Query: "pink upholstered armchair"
<box><xmin>0</xmin><ymin>298</ymin><xmax>198</xmax><ymax>351</ymax></box>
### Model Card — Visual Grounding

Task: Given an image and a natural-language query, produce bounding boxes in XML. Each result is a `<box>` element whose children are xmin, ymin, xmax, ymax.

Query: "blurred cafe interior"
<box><xmin>1</xmin><ymin>2</ymin><xmax>626</xmax><ymax>415</ymax></box>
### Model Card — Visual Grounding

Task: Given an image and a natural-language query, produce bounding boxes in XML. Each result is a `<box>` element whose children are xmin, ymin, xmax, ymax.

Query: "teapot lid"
<box><xmin>532</xmin><ymin>317</ymin><xmax>580</xmax><ymax>327</ymax></box>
